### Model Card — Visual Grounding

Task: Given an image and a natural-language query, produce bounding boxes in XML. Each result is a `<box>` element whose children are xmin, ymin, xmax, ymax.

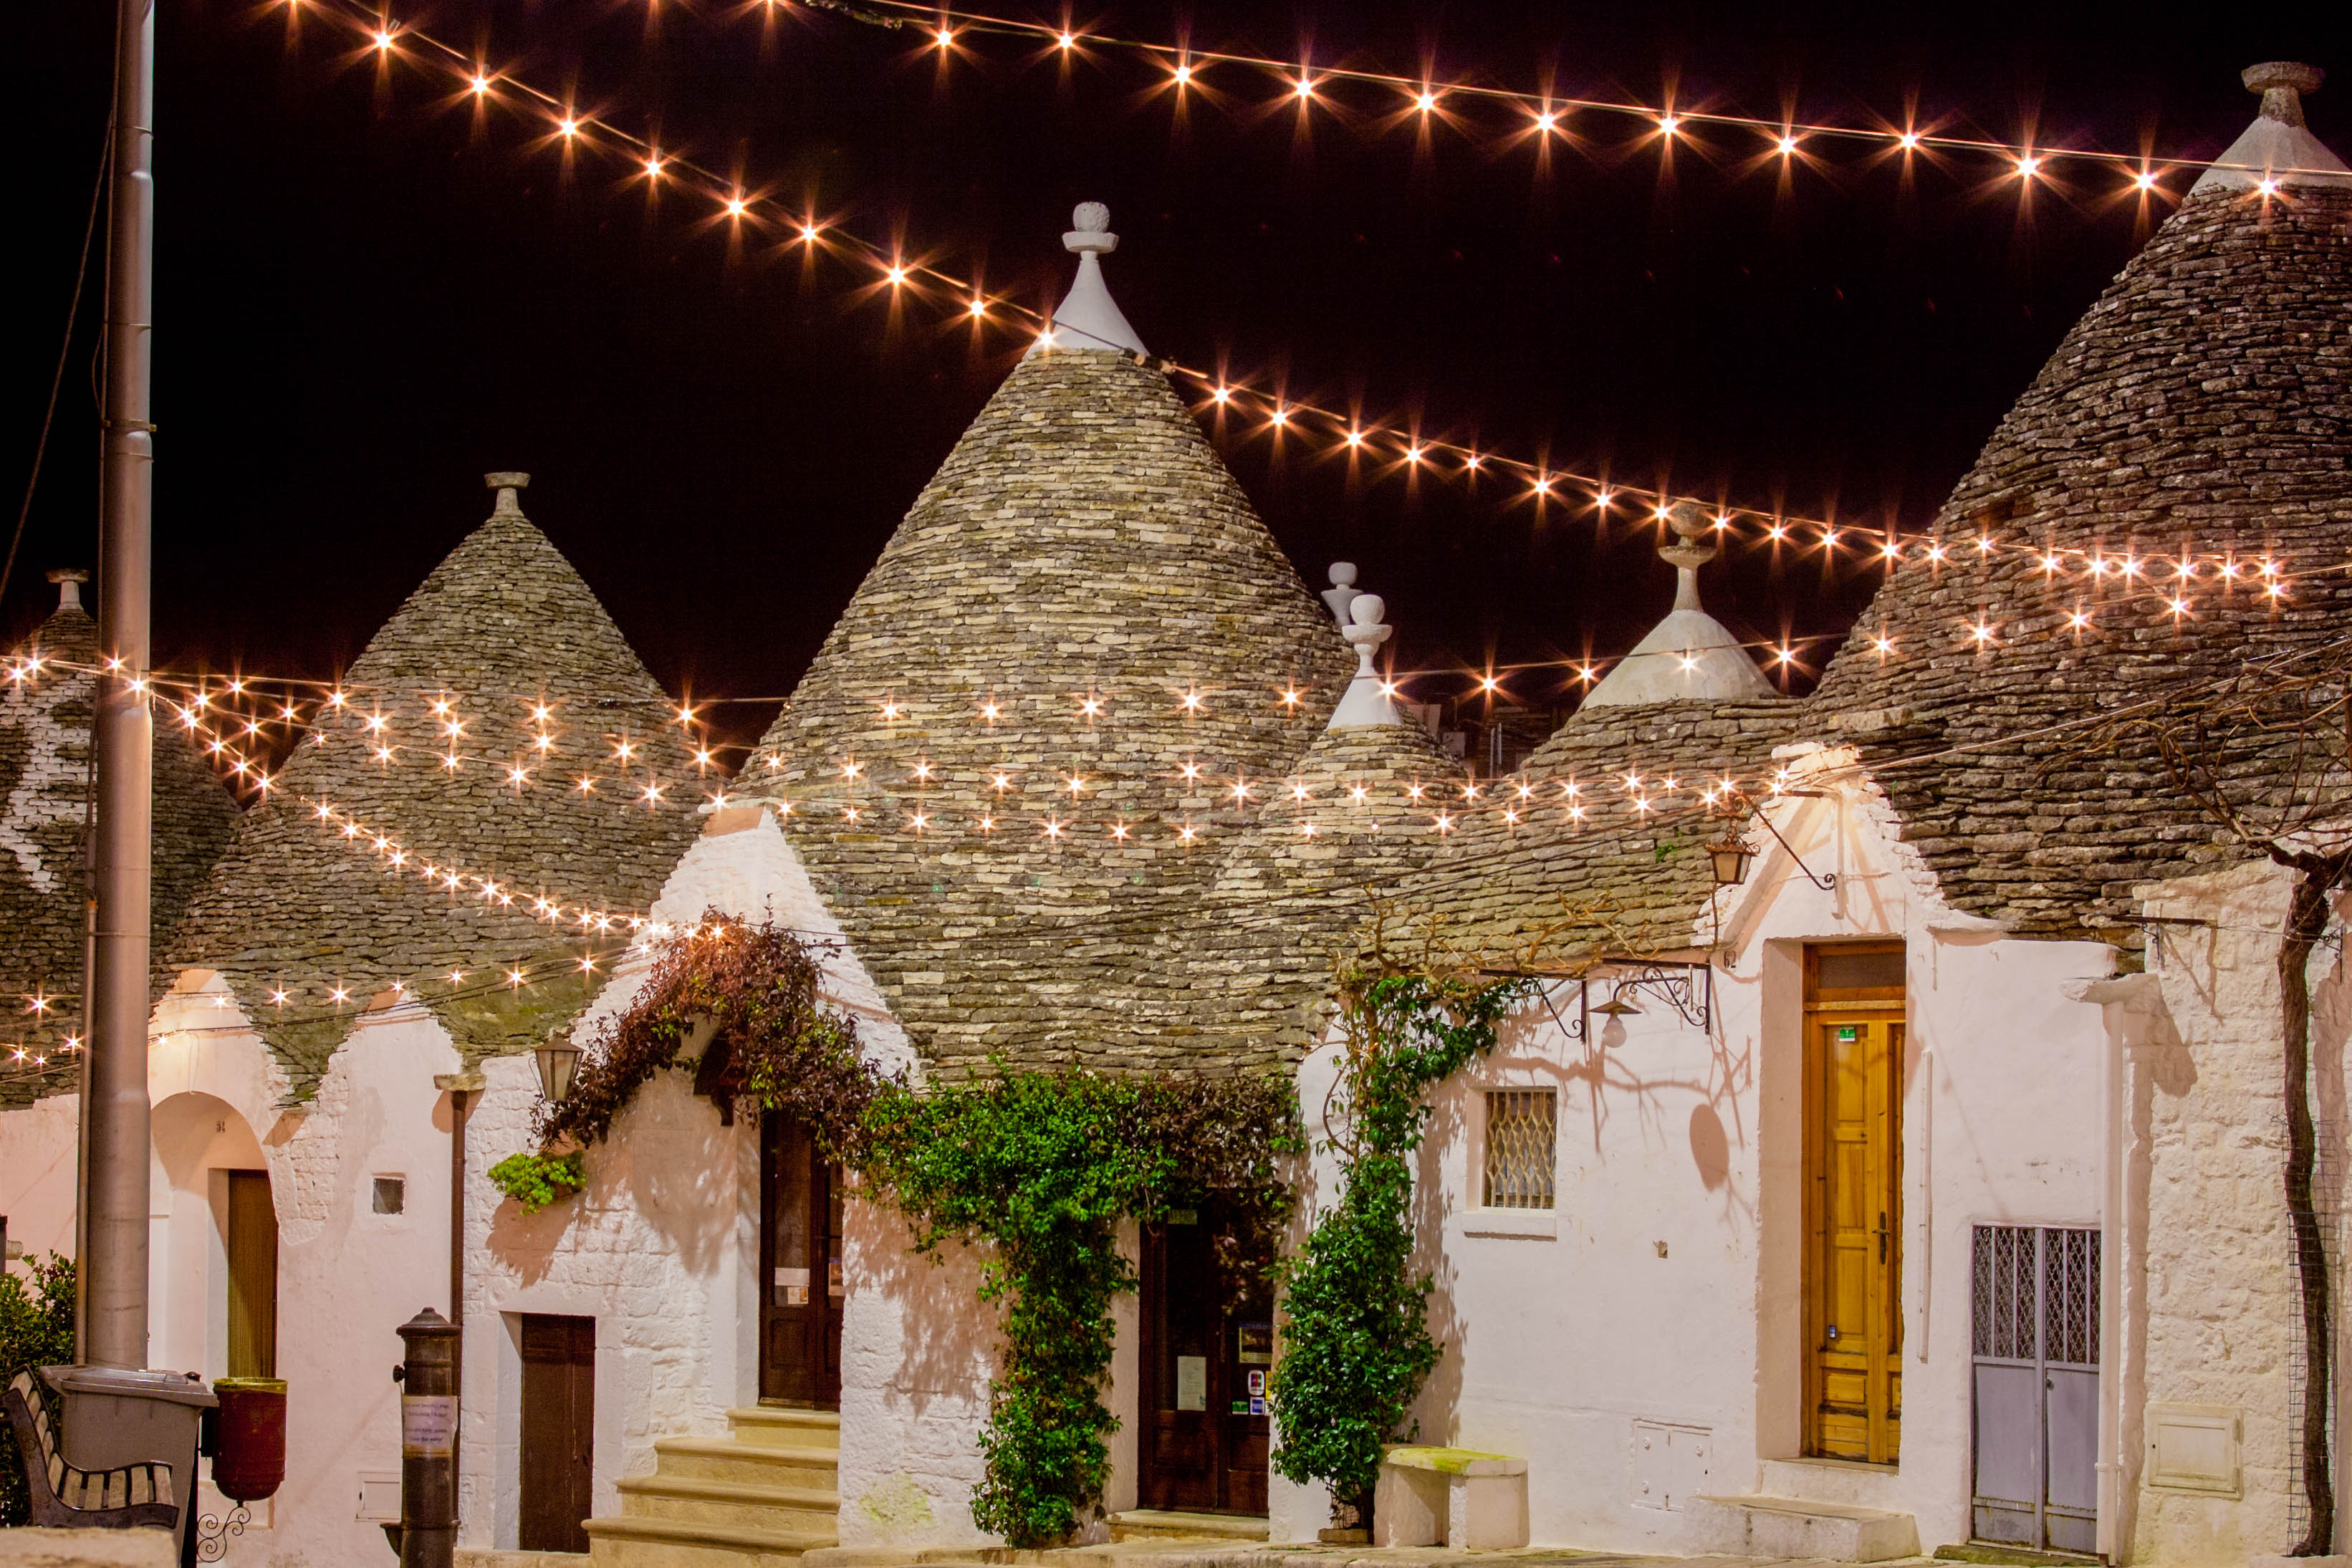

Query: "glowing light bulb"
<box><xmin>2133</xmin><ymin>170</ymin><xmax>2158</xmax><ymax>192</ymax></box>
<box><xmin>1268</xmin><ymin>407</ymin><xmax>1288</xmax><ymax>428</ymax></box>
<box><xmin>885</xmin><ymin>264</ymin><xmax>907</xmax><ymax>285</ymax></box>
<box><xmin>1210</xmin><ymin>386</ymin><xmax>1231</xmax><ymax>404</ymax></box>
<box><xmin>373</xmin><ymin>29</ymin><xmax>394</xmax><ymax>50</ymax></box>
<box><xmin>1294</xmin><ymin>74</ymin><xmax>1315</xmax><ymax>100</ymax></box>
<box><xmin>1898</xmin><ymin>131</ymin><xmax>1920</xmax><ymax>150</ymax></box>
<box><xmin>645</xmin><ymin>155</ymin><xmax>664</xmax><ymax>178</ymax></box>
<box><xmin>1658</xmin><ymin>114</ymin><xmax>1679</xmax><ymax>135</ymax></box>
<box><xmin>2016</xmin><ymin>153</ymin><xmax>2040</xmax><ymax>178</ymax></box>
<box><xmin>558</xmin><ymin>116</ymin><xmax>577</xmax><ymax>138</ymax></box>
<box><xmin>726</xmin><ymin>196</ymin><xmax>747</xmax><ymax>218</ymax></box>
<box><xmin>800</xmin><ymin>223</ymin><xmax>820</xmax><ymax>243</ymax></box>
<box><xmin>470</xmin><ymin>73</ymin><xmax>491</xmax><ymax>95</ymax></box>
<box><xmin>1777</xmin><ymin>134</ymin><xmax>1798</xmax><ymax>155</ymax></box>
<box><xmin>1281</xmin><ymin>688</ymin><xmax>1301</xmax><ymax>706</ymax></box>
<box><xmin>1405</xmin><ymin>445</ymin><xmax>1424</xmax><ymax>463</ymax></box>
<box><xmin>1343</xmin><ymin>429</ymin><xmax>1365</xmax><ymax>448</ymax></box>
<box><xmin>1173</xmin><ymin>64</ymin><xmax>1191</xmax><ymax>85</ymax></box>
<box><xmin>1535</xmin><ymin>110</ymin><xmax>1557</xmax><ymax>132</ymax></box>
<box><xmin>935</xmin><ymin>26</ymin><xmax>954</xmax><ymax>46</ymax></box>
<box><xmin>1415</xmin><ymin>90</ymin><xmax>1438</xmax><ymax>113</ymax></box>
<box><xmin>1057</xmin><ymin>31</ymin><xmax>1075</xmax><ymax>48</ymax></box>
<box><xmin>968</xmin><ymin>298</ymin><xmax>987</xmax><ymax>317</ymax></box>
<box><xmin>1464</xmin><ymin>452</ymin><xmax>1482</xmax><ymax>470</ymax></box>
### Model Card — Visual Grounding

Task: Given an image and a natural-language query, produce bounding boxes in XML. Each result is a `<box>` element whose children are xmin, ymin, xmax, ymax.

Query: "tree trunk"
<box><xmin>2281</xmin><ymin>857</ymin><xmax>2341</xmax><ymax>1556</ymax></box>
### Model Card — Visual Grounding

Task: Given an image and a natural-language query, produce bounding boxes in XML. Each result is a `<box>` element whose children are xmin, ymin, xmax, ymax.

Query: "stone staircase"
<box><xmin>584</xmin><ymin>1406</ymin><xmax>841</xmax><ymax>1568</ymax></box>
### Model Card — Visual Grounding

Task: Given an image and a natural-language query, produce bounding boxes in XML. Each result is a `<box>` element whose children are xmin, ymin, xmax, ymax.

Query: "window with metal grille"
<box><xmin>1482</xmin><ymin>1090</ymin><xmax>1557</xmax><ymax>1209</ymax></box>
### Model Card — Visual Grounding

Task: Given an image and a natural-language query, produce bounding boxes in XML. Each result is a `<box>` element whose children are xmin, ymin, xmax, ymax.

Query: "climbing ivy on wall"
<box><xmin>539</xmin><ymin>918</ymin><xmax>882</xmax><ymax>1153</ymax></box>
<box><xmin>537</xmin><ymin>915</ymin><xmax>1300</xmax><ymax>1547</ymax></box>
<box><xmin>1265</xmin><ymin>963</ymin><xmax>1532</xmax><ymax>1529</ymax></box>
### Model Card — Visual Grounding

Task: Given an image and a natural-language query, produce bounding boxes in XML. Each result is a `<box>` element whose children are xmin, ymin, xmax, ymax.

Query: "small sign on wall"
<box><xmin>1176</xmin><ymin>1356</ymin><xmax>1207</xmax><ymax>1411</ymax></box>
<box><xmin>401</xmin><ymin>1395</ymin><xmax>457</xmax><ymax>1458</ymax></box>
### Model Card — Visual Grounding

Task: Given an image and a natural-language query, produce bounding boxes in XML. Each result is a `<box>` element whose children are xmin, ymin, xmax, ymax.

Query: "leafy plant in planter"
<box><xmin>486</xmin><ymin>1150</ymin><xmax>586</xmax><ymax>1213</ymax></box>
<box><xmin>1267</xmin><ymin>962</ymin><xmax>1532</xmax><ymax>1529</ymax></box>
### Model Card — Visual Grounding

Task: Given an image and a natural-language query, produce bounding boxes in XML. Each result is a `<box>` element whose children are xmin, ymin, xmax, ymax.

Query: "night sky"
<box><xmin>1</xmin><ymin>1</ymin><xmax>2343</xmax><ymax>751</ymax></box>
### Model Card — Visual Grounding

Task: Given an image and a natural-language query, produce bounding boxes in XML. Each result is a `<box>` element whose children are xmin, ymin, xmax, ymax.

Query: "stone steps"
<box><xmin>585</xmin><ymin>1407</ymin><xmax>840</xmax><ymax>1568</ymax></box>
<box><xmin>1689</xmin><ymin>1492</ymin><xmax>1919</xmax><ymax>1562</ymax></box>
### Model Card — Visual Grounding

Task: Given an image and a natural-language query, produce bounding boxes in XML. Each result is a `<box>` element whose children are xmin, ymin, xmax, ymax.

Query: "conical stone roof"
<box><xmin>0</xmin><ymin>579</ymin><xmax>238</xmax><ymax>1100</ymax></box>
<box><xmin>1813</xmin><ymin>80</ymin><xmax>2352</xmax><ymax>938</ymax></box>
<box><xmin>1169</xmin><ymin>721</ymin><xmax>1465</xmax><ymax>1059</ymax></box>
<box><xmin>1398</xmin><ymin>696</ymin><xmax>1806</xmax><ymax>966</ymax></box>
<box><xmin>754</xmin><ymin>347</ymin><xmax>1352</xmax><ymax>1077</ymax></box>
<box><xmin>168</xmin><ymin>482</ymin><xmax>701</xmax><ymax>1099</ymax></box>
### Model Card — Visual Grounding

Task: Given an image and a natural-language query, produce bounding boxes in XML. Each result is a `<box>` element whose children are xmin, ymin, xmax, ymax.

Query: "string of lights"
<box><xmin>812</xmin><ymin>0</ymin><xmax>2343</xmax><ymax>190</ymax></box>
<box><xmin>15</xmin><ymin>633</ymin><xmax>2334</xmax><ymax>1095</ymax></box>
<box><xmin>261</xmin><ymin>0</ymin><xmax>2326</xmax><ymax>554</ymax></box>
<box><xmin>0</xmin><ymin>951</ymin><xmax>627</xmax><ymax>1090</ymax></box>
<box><xmin>5</xmin><ymin>543</ymin><xmax>2325</xmax><ymax>824</ymax></box>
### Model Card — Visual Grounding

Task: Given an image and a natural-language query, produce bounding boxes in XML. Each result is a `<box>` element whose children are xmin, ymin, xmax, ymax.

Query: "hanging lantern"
<box><xmin>1706</xmin><ymin>831</ymin><xmax>1755</xmax><ymax>888</ymax></box>
<box><xmin>1588</xmin><ymin>983</ymin><xmax>1641</xmax><ymax>1019</ymax></box>
<box><xmin>534</xmin><ymin>1034</ymin><xmax>581</xmax><ymax>1103</ymax></box>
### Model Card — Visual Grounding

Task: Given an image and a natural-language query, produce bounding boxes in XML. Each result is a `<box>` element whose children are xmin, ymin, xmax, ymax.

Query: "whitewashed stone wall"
<box><xmin>2122</xmin><ymin>857</ymin><xmax>2351</xmax><ymax>1565</ymax></box>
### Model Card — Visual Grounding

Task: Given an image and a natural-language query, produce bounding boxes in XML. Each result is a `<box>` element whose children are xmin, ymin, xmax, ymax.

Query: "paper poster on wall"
<box><xmin>1176</xmin><ymin>1356</ymin><xmax>1207</xmax><ymax>1411</ymax></box>
<box><xmin>777</xmin><ymin>1266</ymin><xmax>810</xmax><ymax>1307</ymax></box>
<box><xmin>1247</xmin><ymin>1369</ymin><xmax>1265</xmax><ymax>1396</ymax></box>
<box><xmin>1249</xmin><ymin>1397</ymin><xmax>1267</xmax><ymax>1416</ymax></box>
<box><xmin>1236</xmin><ymin>1322</ymin><xmax>1273</xmax><ymax>1365</ymax></box>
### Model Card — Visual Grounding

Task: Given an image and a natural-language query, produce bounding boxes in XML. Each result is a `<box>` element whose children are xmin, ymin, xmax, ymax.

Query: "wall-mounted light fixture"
<box><xmin>534</xmin><ymin>1033</ymin><xmax>581</xmax><ymax>1104</ymax></box>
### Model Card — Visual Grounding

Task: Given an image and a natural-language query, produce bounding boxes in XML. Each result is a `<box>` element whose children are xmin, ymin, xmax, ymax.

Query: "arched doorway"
<box><xmin>151</xmin><ymin>1092</ymin><xmax>276</xmax><ymax>1380</ymax></box>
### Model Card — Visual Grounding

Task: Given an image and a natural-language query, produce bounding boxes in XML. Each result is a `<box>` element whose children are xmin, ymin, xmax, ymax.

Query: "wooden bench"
<box><xmin>3</xmin><ymin>1370</ymin><xmax>179</xmax><ymax>1530</ymax></box>
<box><xmin>1373</xmin><ymin>1444</ymin><xmax>1529</xmax><ymax>1549</ymax></box>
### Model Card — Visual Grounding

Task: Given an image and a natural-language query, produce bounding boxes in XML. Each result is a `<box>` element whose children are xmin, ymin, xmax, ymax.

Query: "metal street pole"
<box><xmin>85</xmin><ymin>0</ymin><xmax>155</xmax><ymax>1371</ymax></box>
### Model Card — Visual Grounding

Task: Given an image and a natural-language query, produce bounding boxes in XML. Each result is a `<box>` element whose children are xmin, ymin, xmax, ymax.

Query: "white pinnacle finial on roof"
<box><xmin>485</xmin><ymin>471</ymin><xmax>530</xmax><ymax>518</ymax></box>
<box><xmin>1582</xmin><ymin>500</ymin><xmax>1776</xmax><ymax>708</ymax></box>
<box><xmin>1321</xmin><ymin>562</ymin><xmax>1360</xmax><ymax>627</ymax></box>
<box><xmin>45</xmin><ymin>569</ymin><xmax>87</xmax><ymax>614</ymax></box>
<box><xmin>1029</xmin><ymin>201</ymin><xmax>1149</xmax><ymax>357</ymax></box>
<box><xmin>1327</xmin><ymin>590</ymin><xmax>1401</xmax><ymax>729</ymax></box>
<box><xmin>2193</xmin><ymin>62</ymin><xmax>2351</xmax><ymax>193</ymax></box>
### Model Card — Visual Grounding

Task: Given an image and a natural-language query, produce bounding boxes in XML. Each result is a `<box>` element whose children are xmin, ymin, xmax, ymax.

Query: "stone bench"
<box><xmin>1373</xmin><ymin>1445</ymin><xmax>1529</xmax><ymax>1549</ymax></box>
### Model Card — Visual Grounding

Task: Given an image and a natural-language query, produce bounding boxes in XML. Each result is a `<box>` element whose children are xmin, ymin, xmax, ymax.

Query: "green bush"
<box><xmin>486</xmin><ymin>1150</ymin><xmax>585</xmax><ymax>1213</ymax></box>
<box><xmin>1</xmin><ymin>1252</ymin><xmax>75</xmax><ymax>1525</ymax></box>
<box><xmin>859</xmin><ymin>1072</ymin><xmax>1298</xmax><ymax>1544</ymax></box>
<box><xmin>1267</xmin><ymin>968</ymin><xmax>1530</xmax><ymax>1526</ymax></box>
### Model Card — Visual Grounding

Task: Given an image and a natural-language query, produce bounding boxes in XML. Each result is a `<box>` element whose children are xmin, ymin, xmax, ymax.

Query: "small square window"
<box><xmin>1482</xmin><ymin>1090</ymin><xmax>1556</xmax><ymax>1210</ymax></box>
<box><xmin>373</xmin><ymin>1177</ymin><xmax>405</xmax><ymax>1215</ymax></box>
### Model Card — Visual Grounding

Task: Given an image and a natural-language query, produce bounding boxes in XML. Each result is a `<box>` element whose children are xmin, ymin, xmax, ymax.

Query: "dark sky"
<box><xmin>2</xmin><ymin>0</ymin><xmax>2344</xmax><ymax>749</ymax></box>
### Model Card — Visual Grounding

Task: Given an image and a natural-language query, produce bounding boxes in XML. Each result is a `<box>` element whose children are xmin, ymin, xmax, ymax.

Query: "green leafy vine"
<box><xmin>1267</xmin><ymin>962</ymin><xmax>1533</xmax><ymax>1526</ymax></box>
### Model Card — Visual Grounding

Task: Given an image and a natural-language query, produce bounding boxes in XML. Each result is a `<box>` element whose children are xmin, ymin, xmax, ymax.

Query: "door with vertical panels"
<box><xmin>1804</xmin><ymin>944</ymin><xmax>1904</xmax><ymax>1464</ymax></box>
<box><xmin>1972</xmin><ymin>1226</ymin><xmax>2100</xmax><ymax>1553</ymax></box>
<box><xmin>519</xmin><ymin>1314</ymin><xmax>595</xmax><ymax>1553</ymax></box>
<box><xmin>760</xmin><ymin>1112</ymin><xmax>845</xmax><ymax>1408</ymax></box>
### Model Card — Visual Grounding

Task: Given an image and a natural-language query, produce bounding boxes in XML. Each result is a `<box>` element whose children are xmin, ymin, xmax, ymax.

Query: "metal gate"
<box><xmin>1972</xmin><ymin>1225</ymin><xmax>2099</xmax><ymax>1553</ymax></box>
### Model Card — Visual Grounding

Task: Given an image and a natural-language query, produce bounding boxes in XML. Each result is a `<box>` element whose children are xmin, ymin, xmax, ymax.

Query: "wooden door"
<box><xmin>760</xmin><ymin>1112</ymin><xmax>844</xmax><ymax>1408</ymax></box>
<box><xmin>1138</xmin><ymin>1212</ymin><xmax>1272</xmax><ymax>1516</ymax></box>
<box><xmin>519</xmin><ymin>1314</ymin><xmax>595</xmax><ymax>1552</ymax></box>
<box><xmin>224</xmin><ymin>1170</ymin><xmax>277</xmax><ymax>1379</ymax></box>
<box><xmin>1804</xmin><ymin>944</ymin><xmax>1904</xmax><ymax>1464</ymax></box>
